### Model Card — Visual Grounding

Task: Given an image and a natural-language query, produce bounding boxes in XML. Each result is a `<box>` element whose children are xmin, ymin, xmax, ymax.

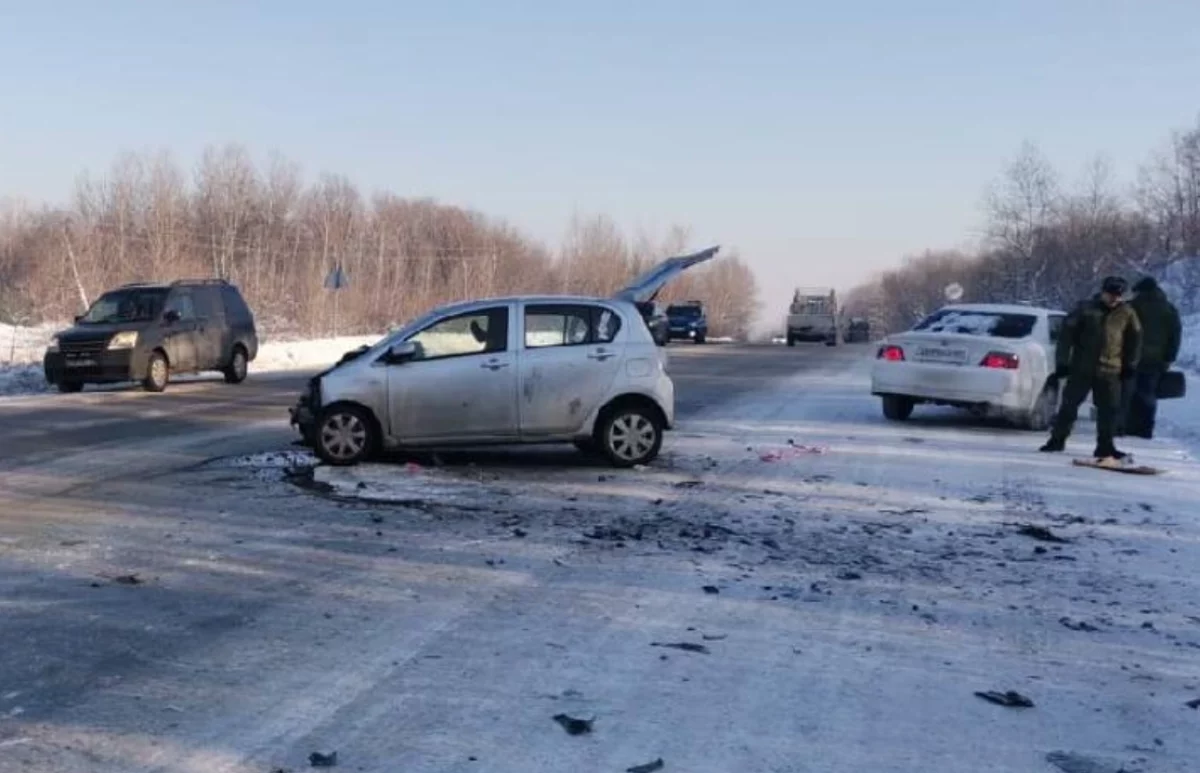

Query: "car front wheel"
<box><xmin>597</xmin><ymin>404</ymin><xmax>663</xmax><ymax>468</ymax></box>
<box><xmin>314</xmin><ymin>405</ymin><xmax>378</xmax><ymax>466</ymax></box>
<box><xmin>882</xmin><ymin>395</ymin><xmax>914</xmax><ymax>421</ymax></box>
<box><xmin>143</xmin><ymin>352</ymin><xmax>170</xmax><ymax>392</ymax></box>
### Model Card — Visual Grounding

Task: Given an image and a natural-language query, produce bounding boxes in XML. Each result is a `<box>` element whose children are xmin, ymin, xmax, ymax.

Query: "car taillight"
<box><xmin>877</xmin><ymin>344</ymin><xmax>905</xmax><ymax>361</ymax></box>
<box><xmin>980</xmin><ymin>352</ymin><xmax>1019</xmax><ymax>369</ymax></box>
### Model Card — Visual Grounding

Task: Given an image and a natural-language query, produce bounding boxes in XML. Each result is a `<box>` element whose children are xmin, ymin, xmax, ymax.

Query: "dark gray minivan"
<box><xmin>44</xmin><ymin>279</ymin><xmax>259</xmax><ymax>393</ymax></box>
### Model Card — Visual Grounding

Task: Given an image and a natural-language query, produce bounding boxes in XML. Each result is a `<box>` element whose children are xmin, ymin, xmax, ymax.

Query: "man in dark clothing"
<box><xmin>1120</xmin><ymin>277</ymin><xmax>1182</xmax><ymax>438</ymax></box>
<box><xmin>1040</xmin><ymin>276</ymin><xmax>1142</xmax><ymax>460</ymax></box>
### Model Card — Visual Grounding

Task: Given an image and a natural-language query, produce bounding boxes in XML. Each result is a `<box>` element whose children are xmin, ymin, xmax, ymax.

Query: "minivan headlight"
<box><xmin>108</xmin><ymin>331</ymin><xmax>138</xmax><ymax>350</ymax></box>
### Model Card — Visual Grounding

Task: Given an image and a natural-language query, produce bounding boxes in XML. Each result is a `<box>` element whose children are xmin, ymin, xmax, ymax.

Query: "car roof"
<box><xmin>428</xmin><ymin>294</ymin><xmax>634</xmax><ymax>316</ymax></box>
<box><xmin>939</xmin><ymin>303</ymin><xmax>1064</xmax><ymax>316</ymax></box>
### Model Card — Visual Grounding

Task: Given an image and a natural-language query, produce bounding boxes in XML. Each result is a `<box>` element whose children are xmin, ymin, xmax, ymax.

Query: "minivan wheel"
<box><xmin>56</xmin><ymin>381</ymin><xmax>84</xmax><ymax>394</ymax></box>
<box><xmin>144</xmin><ymin>352</ymin><xmax>170</xmax><ymax>393</ymax></box>
<box><xmin>223</xmin><ymin>346</ymin><xmax>248</xmax><ymax>384</ymax></box>
<box><xmin>314</xmin><ymin>405</ymin><xmax>378</xmax><ymax>466</ymax></box>
<box><xmin>597</xmin><ymin>404</ymin><xmax>663</xmax><ymax>468</ymax></box>
<box><xmin>882</xmin><ymin>395</ymin><xmax>914</xmax><ymax>421</ymax></box>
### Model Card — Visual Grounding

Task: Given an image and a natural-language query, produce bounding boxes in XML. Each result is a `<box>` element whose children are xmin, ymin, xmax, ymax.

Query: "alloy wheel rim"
<box><xmin>608</xmin><ymin>413</ymin><xmax>656</xmax><ymax>461</ymax></box>
<box><xmin>151</xmin><ymin>359</ymin><xmax>167</xmax><ymax>386</ymax></box>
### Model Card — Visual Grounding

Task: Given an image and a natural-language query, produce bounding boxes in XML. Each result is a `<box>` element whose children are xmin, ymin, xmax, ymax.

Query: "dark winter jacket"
<box><xmin>1056</xmin><ymin>296</ymin><xmax>1142</xmax><ymax>377</ymax></box>
<box><xmin>1130</xmin><ymin>282</ymin><xmax>1182</xmax><ymax>368</ymax></box>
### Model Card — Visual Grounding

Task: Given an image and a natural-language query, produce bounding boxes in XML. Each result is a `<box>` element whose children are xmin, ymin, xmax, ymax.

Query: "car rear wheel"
<box><xmin>882</xmin><ymin>395</ymin><xmax>914</xmax><ymax>421</ymax></box>
<box><xmin>56</xmin><ymin>381</ymin><xmax>84</xmax><ymax>394</ymax></box>
<box><xmin>143</xmin><ymin>352</ymin><xmax>170</xmax><ymax>393</ymax></box>
<box><xmin>597</xmin><ymin>404</ymin><xmax>663</xmax><ymax>468</ymax></box>
<box><xmin>223</xmin><ymin>346</ymin><xmax>249</xmax><ymax>384</ymax></box>
<box><xmin>314</xmin><ymin>405</ymin><xmax>378</xmax><ymax>466</ymax></box>
<box><xmin>1022</xmin><ymin>383</ymin><xmax>1059</xmax><ymax>431</ymax></box>
<box><xmin>786</xmin><ymin>335</ymin><xmax>796</xmax><ymax>347</ymax></box>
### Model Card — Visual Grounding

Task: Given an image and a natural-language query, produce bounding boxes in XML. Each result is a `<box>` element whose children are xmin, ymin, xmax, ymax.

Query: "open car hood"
<box><xmin>612</xmin><ymin>246</ymin><xmax>720</xmax><ymax>304</ymax></box>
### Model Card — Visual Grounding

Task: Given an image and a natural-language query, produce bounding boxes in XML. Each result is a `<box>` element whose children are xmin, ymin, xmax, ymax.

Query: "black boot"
<box><xmin>1040</xmin><ymin>438</ymin><xmax>1065</xmax><ymax>453</ymax></box>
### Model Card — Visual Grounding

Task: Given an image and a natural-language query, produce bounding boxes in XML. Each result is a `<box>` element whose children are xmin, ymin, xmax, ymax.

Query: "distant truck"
<box><xmin>785</xmin><ymin>288</ymin><xmax>839</xmax><ymax>346</ymax></box>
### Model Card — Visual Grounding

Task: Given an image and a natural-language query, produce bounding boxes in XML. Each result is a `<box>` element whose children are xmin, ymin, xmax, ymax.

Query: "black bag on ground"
<box><xmin>1157</xmin><ymin>370</ymin><xmax>1186</xmax><ymax>400</ymax></box>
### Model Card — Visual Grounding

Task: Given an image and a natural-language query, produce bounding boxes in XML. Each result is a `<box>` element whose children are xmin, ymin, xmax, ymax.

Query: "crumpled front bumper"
<box><xmin>289</xmin><ymin>379</ymin><xmax>319</xmax><ymax>444</ymax></box>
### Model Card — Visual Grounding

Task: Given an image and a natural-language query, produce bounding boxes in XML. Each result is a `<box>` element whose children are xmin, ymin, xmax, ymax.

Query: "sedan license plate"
<box><xmin>66</xmin><ymin>358</ymin><xmax>97</xmax><ymax>368</ymax></box>
<box><xmin>914</xmin><ymin>346</ymin><xmax>968</xmax><ymax>365</ymax></box>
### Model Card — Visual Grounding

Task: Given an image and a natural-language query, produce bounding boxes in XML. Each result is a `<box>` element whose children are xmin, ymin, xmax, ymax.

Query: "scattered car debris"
<box><xmin>672</xmin><ymin>480</ymin><xmax>703</xmax><ymax>489</ymax></box>
<box><xmin>626</xmin><ymin>758</ymin><xmax>665</xmax><ymax>773</ymax></box>
<box><xmin>878</xmin><ymin>508</ymin><xmax>929</xmax><ymax>516</ymax></box>
<box><xmin>512</xmin><ymin>528</ymin><xmax>528</xmax><ymax>538</ymax></box>
<box><xmin>651</xmin><ymin>641</ymin><xmax>710</xmax><ymax>654</ymax></box>
<box><xmin>974</xmin><ymin>690</ymin><xmax>1034</xmax><ymax>708</ymax></box>
<box><xmin>837</xmin><ymin>570</ymin><xmax>863</xmax><ymax>581</ymax></box>
<box><xmin>701</xmin><ymin>633</ymin><xmax>727</xmax><ymax>641</ymax></box>
<box><xmin>1059</xmin><ymin>617</ymin><xmax>1101</xmax><ymax>632</ymax></box>
<box><xmin>702</xmin><ymin>585</ymin><xmax>720</xmax><ymax>594</ymax></box>
<box><xmin>308</xmin><ymin>750</ymin><xmax>338</xmax><ymax>767</ymax></box>
<box><xmin>112</xmin><ymin>574</ymin><xmax>144</xmax><ymax>586</ymax></box>
<box><xmin>1016</xmin><ymin>524</ymin><xmax>1070</xmax><ymax>543</ymax></box>
<box><xmin>1045</xmin><ymin>751</ymin><xmax>1129</xmax><ymax>773</ymax></box>
<box><xmin>552</xmin><ymin>713</ymin><xmax>594</xmax><ymax>735</ymax></box>
<box><xmin>1185</xmin><ymin>697</ymin><xmax>1200</xmax><ymax>709</ymax></box>
<box><xmin>758</xmin><ymin>444</ymin><xmax>827</xmax><ymax>462</ymax></box>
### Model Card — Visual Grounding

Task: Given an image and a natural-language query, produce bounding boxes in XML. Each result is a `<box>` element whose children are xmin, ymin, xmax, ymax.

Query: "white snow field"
<box><xmin>280</xmin><ymin>353</ymin><xmax>1200</xmax><ymax>773</ymax></box>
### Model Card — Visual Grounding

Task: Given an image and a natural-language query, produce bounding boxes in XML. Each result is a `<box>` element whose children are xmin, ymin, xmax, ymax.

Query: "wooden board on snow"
<box><xmin>1072</xmin><ymin>458</ymin><xmax>1163</xmax><ymax>475</ymax></box>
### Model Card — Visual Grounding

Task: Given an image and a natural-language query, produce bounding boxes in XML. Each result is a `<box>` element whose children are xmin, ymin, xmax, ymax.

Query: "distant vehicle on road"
<box><xmin>845</xmin><ymin>317</ymin><xmax>871</xmax><ymax>343</ymax></box>
<box><xmin>665</xmin><ymin>300</ymin><xmax>708</xmax><ymax>344</ymax></box>
<box><xmin>44</xmin><ymin>279</ymin><xmax>258</xmax><ymax>393</ymax></box>
<box><xmin>870</xmin><ymin>303</ymin><xmax>1066</xmax><ymax>429</ymax></box>
<box><xmin>290</xmin><ymin>247</ymin><xmax>719</xmax><ymax>468</ymax></box>
<box><xmin>786</xmin><ymin>288</ymin><xmax>839</xmax><ymax>346</ymax></box>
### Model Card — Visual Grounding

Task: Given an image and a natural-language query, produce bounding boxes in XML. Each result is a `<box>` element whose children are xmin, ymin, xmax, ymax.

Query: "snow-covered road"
<box><xmin>1</xmin><ymin>345</ymin><xmax>1198</xmax><ymax>773</ymax></box>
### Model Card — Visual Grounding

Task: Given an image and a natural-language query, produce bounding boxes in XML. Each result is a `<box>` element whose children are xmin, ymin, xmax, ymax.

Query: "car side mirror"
<box><xmin>163</xmin><ymin>310</ymin><xmax>181</xmax><ymax>325</ymax></box>
<box><xmin>382</xmin><ymin>341</ymin><xmax>418</xmax><ymax>365</ymax></box>
<box><xmin>73</xmin><ymin>314</ymin><xmax>83</xmax><ymax>323</ymax></box>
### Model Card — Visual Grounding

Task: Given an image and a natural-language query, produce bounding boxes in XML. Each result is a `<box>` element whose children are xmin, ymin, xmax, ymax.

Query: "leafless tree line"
<box><xmin>844</xmin><ymin>117</ymin><xmax>1200</xmax><ymax>336</ymax></box>
<box><xmin>0</xmin><ymin>145</ymin><xmax>758</xmax><ymax>339</ymax></box>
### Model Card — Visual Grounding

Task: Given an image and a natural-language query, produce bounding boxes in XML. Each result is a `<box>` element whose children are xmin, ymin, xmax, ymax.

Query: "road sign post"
<box><xmin>324</xmin><ymin>264</ymin><xmax>349</xmax><ymax>337</ymax></box>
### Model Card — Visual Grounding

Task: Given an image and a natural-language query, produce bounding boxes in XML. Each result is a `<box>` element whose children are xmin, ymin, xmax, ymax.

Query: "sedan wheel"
<box><xmin>599</xmin><ymin>407</ymin><xmax>663</xmax><ymax>468</ymax></box>
<box><xmin>315</xmin><ymin>406</ymin><xmax>377</xmax><ymax>466</ymax></box>
<box><xmin>143</xmin><ymin>352</ymin><xmax>170</xmax><ymax>393</ymax></box>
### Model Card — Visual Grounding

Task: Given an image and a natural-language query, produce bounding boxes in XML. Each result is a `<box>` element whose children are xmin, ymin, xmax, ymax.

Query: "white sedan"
<box><xmin>870</xmin><ymin>303</ymin><xmax>1067</xmax><ymax>429</ymax></box>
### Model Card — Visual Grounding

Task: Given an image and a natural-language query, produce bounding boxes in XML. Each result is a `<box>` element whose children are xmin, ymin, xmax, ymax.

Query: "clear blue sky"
<box><xmin>2</xmin><ymin>1</ymin><xmax>1198</xmax><ymax>321</ymax></box>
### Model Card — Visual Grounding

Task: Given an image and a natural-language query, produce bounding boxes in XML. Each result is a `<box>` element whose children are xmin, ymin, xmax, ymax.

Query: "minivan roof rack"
<box><xmin>171</xmin><ymin>278</ymin><xmax>229</xmax><ymax>286</ymax></box>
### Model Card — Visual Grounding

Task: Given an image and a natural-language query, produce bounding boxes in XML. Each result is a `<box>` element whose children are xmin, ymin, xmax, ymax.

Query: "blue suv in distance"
<box><xmin>666</xmin><ymin>301</ymin><xmax>708</xmax><ymax>344</ymax></box>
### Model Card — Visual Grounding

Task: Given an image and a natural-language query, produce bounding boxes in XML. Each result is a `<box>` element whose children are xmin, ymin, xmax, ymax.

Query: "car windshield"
<box><xmin>78</xmin><ymin>288</ymin><xmax>168</xmax><ymax>324</ymax></box>
<box><xmin>913</xmin><ymin>309</ymin><xmax>1037</xmax><ymax>338</ymax></box>
<box><xmin>667</xmin><ymin>305</ymin><xmax>702</xmax><ymax>317</ymax></box>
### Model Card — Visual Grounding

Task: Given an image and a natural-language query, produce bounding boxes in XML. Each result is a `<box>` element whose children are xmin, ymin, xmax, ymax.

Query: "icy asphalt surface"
<box><xmin>2</xmin><ymin>344</ymin><xmax>1199</xmax><ymax>773</ymax></box>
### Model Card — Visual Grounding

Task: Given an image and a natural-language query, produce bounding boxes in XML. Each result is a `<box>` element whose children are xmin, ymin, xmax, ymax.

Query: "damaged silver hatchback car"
<box><xmin>290</xmin><ymin>247</ymin><xmax>718</xmax><ymax>467</ymax></box>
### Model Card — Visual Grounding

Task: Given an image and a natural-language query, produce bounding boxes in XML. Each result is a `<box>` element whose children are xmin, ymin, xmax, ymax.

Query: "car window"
<box><xmin>913</xmin><ymin>309</ymin><xmax>1036</xmax><ymax>339</ymax></box>
<box><xmin>221</xmin><ymin>285</ymin><xmax>254</xmax><ymax>325</ymax></box>
<box><xmin>1047</xmin><ymin>314</ymin><xmax>1065</xmax><ymax>343</ymax></box>
<box><xmin>165</xmin><ymin>291</ymin><xmax>197</xmax><ymax>321</ymax></box>
<box><xmin>407</xmin><ymin>307</ymin><xmax>508</xmax><ymax>360</ymax></box>
<box><xmin>192</xmin><ymin>287</ymin><xmax>221</xmax><ymax>320</ymax></box>
<box><xmin>524</xmin><ymin>305</ymin><xmax>593</xmax><ymax>348</ymax></box>
<box><xmin>593</xmin><ymin>307</ymin><xmax>621</xmax><ymax>343</ymax></box>
<box><xmin>77</xmin><ymin>288</ymin><xmax>168</xmax><ymax>324</ymax></box>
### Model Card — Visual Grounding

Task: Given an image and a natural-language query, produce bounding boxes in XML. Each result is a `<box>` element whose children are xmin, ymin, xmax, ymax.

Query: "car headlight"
<box><xmin>107</xmin><ymin>331</ymin><xmax>138</xmax><ymax>350</ymax></box>
<box><xmin>46</xmin><ymin>336</ymin><xmax>60</xmax><ymax>353</ymax></box>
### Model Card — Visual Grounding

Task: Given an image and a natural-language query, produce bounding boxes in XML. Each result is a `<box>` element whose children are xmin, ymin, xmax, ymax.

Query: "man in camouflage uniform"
<box><xmin>1121</xmin><ymin>276</ymin><xmax>1182</xmax><ymax>439</ymax></box>
<box><xmin>1040</xmin><ymin>276</ymin><xmax>1142</xmax><ymax>461</ymax></box>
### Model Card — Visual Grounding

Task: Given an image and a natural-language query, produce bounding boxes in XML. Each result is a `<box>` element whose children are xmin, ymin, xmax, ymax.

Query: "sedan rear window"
<box><xmin>913</xmin><ymin>309</ymin><xmax>1037</xmax><ymax>339</ymax></box>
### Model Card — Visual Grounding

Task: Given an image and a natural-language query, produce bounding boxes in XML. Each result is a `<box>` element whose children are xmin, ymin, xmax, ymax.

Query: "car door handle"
<box><xmin>481</xmin><ymin>361</ymin><xmax>509</xmax><ymax>371</ymax></box>
<box><xmin>588</xmin><ymin>351</ymin><xmax>615</xmax><ymax>361</ymax></box>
